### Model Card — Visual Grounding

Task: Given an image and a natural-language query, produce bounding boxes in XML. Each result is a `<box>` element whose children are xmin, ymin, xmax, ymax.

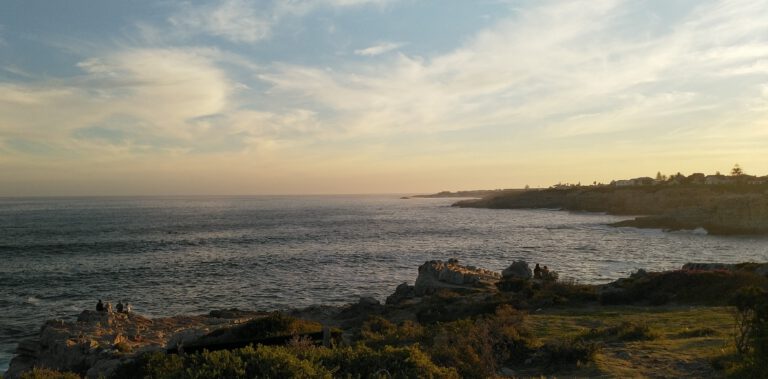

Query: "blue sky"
<box><xmin>1</xmin><ymin>0</ymin><xmax>767</xmax><ymax>195</ymax></box>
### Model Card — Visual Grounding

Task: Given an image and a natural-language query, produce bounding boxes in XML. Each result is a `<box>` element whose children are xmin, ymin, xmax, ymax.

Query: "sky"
<box><xmin>1</xmin><ymin>0</ymin><xmax>767</xmax><ymax>196</ymax></box>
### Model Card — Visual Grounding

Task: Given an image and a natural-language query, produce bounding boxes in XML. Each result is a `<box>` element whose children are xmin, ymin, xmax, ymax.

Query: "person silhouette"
<box><xmin>116</xmin><ymin>301</ymin><xmax>124</xmax><ymax>313</ymax></box>
<box><xmin>96</xmin><ymin>299</ymin><xmax>104</xmax><ymax>312</ymax></box>
<box><xmin>534</xmin><ymin>264</ymin><xmax>542</xmax><ymax>279</ymax></box>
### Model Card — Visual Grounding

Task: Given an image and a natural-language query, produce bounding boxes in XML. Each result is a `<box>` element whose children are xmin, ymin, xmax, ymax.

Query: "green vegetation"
<box><xmin>724</xmin><ymin>286</ymin><xmax>768</xmax><ymax>378</ymax></box>
<box><xmin>113</xmin><ymin>344</ymin><xmax>458</xmax><ymax>379</ymax></box>
<box><xmin>19</xmin><ymin>369</ymin><xmax>80</xmax><ymax>379</ymax></box>
<box><xmin>15</xmin><ymin>266</ymin><xmax>768</xmax><ymax>378</ymax></box>
<box><xmin>599</xmin><ymin>269</ymin><xmax>768</xmax><ymax>306</ymax></box>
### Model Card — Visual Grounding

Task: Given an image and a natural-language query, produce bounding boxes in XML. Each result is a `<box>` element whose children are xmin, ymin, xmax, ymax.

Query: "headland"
<box><xmin>5</xmin><ymin>259</ymin><xmax>768</xmax><ymax>378</ymax></box>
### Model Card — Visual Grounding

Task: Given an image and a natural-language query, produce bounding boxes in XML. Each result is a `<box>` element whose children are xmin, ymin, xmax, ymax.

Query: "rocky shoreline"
<box><xmin>5</xmin><ymin>259</ymin><xmax>768</xmax><ymax>378</ymax></box>
<box><xmin>452</xmin><ymin>185</ymin><xmax>768</xmax><ymax>235</ymax></box>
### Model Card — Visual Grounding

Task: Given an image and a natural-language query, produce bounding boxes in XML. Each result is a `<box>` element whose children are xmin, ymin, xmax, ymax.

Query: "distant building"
<box><xmin>705</xmin><ymin>175</ymin><xmax>730</xmax><ymax>185</ymax></box>
<box><xmin>613</xmin><ymin>177</ymin><xmax>654</xmax><ymax>187</ymax></box>
<box><xmin>687</xmin><ymin>173</ymin><xmax>706</xmax><ymax>184</ymax></box>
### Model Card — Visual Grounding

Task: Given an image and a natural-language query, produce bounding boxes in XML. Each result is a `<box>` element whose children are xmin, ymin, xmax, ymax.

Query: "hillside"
<box><xmin>453</xmin><ymin>184</ymin><xmax>768</xmax><ymax>235</ymax></box>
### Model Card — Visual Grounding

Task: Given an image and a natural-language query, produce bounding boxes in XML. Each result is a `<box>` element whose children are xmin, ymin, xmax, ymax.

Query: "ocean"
<box><xmin>1</xmin><ymin>195</ymin><xmax>767</xmax><ymax>370</ymax></box>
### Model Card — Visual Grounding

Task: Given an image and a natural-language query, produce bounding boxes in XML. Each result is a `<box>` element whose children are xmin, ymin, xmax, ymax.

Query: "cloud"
<box><xmin>169</xmin><ymin>0</ymin><xmax>272</xmax><ymax>43</ymax></box>
<box><xmin>354</xmin><ymin>42</ymin><xmax>405</xmax><ymax>56</ymax></box>
<box><xmin>258</xmin><ymin>0</ymin><xmax>768</xmax><ymax>143</ymax></box>
<box><xmin>168</xmin><ymin>0</ymin><xmax>399</xmax><ymax>44</ymax></box>
<box><xmin>0</xmin><ymin>48</ymin><xmax>239</xmax><ymax>156</ymax></box>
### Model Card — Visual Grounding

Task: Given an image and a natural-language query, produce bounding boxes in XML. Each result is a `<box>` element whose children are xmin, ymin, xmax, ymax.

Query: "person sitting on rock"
<box><xmin>96</xmin><ymin>299</ymin><xmax>104</xmax><ymax>312</ymax></box>
<box><xmin>116</xmin><ymin>301</ymin><xmax>124</xmax><ymax>313</ymax></box>
<box><xmin>534</xmin><ymin>264</ymin><xmax>542</xmax><ymax>279</ymax></box>
<box><xmin>105</xmin><ymin>302</ymin><xmax>113</xmax><ymax>313</ymax></box>
<box><xmin>125</xmin><ymin>303</ymin><xmax>132</xmax><ymax>313</ymax></box>
<box><xmin>541</xmin><ymin>265</ymin><xmax>550</xmax><ymax>278</ymax></box>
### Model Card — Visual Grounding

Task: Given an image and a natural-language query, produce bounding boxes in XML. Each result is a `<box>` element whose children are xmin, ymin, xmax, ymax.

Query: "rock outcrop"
<box><xmin>4</xmin><ymin>309</ymin><xmax>266</xmax><ymax>379</ymax></box>
<box><xmin>682</xmin><ymin>262</ymin><xmax>768</xmax><ymax>276</ymax></box>
<box><xmin>502</xmin><ymin>261</ymin><xmax>533</xmax><ymax>280</ymax></box>
<box><xmin>413</xmin><ymin>259</ymin><xmax>501</xmax><ymax>296</ymax></box>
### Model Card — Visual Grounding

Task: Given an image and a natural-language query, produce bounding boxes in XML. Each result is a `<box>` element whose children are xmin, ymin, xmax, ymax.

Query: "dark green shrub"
<box><xmin>675</xmin><ymin>327</ymin><xmax>718</xmax><ymax>338</ymax></box>
<box><xmin>359</xmin><ymin>317</ymin><xmax>424</xmax><ymax>349</ymax></box>
<box><xmin>19</xmin><ymin>369</ymin><xmax>80</xmax><ymax>379</ymax></box>
<box><xmin>423</xmin><ymin>305</ymin><xmax>535</xmax><ymax>379</ymax></box>
<box><xmin>534</xmin><ymin>339</ymin><xmax>602</xmax><ymax>367</ymax></box>
<box><xmin>729</xmin><ymin>286</ymin><xmax>768</xmax><ymax>377</ymax></box>
<box><xmin>583</xmin><ymin>321</ymin><xmax>660</xmax><ymax>341</ymax></box>
<box><xmin>304</xmin><ymin>344</ymin><xmax>458</xmax><ymax>379</ymax></box>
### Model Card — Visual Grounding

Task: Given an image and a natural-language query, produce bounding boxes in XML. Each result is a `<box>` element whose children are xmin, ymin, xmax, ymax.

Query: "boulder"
<box><xmin>414</xmin><ymin>260</ymin><xmax>501</xmax><ymax>296</ymax></box>
<box><xmin>502</xmin><ymin>261</ymin><xmax>532</xmax><ymax>280</ymax></box>
<box><xmin>386</xmin><ymin>283</ymin><xmax>416</xmax><ymax>305</ymax></box>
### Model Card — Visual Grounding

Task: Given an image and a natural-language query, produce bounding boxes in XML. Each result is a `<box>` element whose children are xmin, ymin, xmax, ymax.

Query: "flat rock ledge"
<box><xmin>4</xmin><ymin>309</ymin><xmax>266</xmax><ymax>379</ymax></box>
<box><xmin>414</xmin><ymin>259</ymin><xmax>501</xmax><ymax>296</ymax></box>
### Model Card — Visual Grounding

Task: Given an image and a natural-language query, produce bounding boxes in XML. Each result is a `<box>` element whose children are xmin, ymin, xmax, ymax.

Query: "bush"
<box><xmin>583</xmin><ymin>321</ymin><xmax>660</xmax><ymax>341</ymax></box>
<box><xmin>360</xmin><ymin>317</ymin><xmax>424</xmax><ymax>349</ymax></box>
<box><xmin>113</xmin><ymin>343</ymin><xmax>459</xmax><ymax>379</ymax></box>
<box><xmin>533</xmin><ymin>339</ymin><xmax>602</xmax><ymax>367</ymax></box>
<box><xmin>205</xmin><ymin>312</ymin><xmax>322</xmax><ymax>341</ymax></box>
<box><xmin>303</xmin><ymin>344</ymin><xmax>458</xmax><ymax>379</ymax></box>
<box><xmin>423</xmin><ymin>305</ymin><xmax>535</xmax><ymax>378</ymax></box>
<box><xmin>19</xmin><ymin>369</ymin><xmax>80</xmax><ymax>379</ymax></box>
<box><xmin>729</xmin><ymin>286</ymin><xmax>768</xmax><ymax>377</ymax></box>
<box><xmin>606</xmin><ymin>270</ymin><xmax>768</xmax><ymax>306</ymax></box>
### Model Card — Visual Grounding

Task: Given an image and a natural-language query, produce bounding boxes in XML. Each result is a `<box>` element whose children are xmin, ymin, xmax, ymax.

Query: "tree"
<box><xmin>732</xmin><ymin>164</ymin><xmax>744</xmax><ymax>176</ymax></box>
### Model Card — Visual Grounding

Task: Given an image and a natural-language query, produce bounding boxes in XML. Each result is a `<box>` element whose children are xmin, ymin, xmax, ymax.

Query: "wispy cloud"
<box><xmin>169</xmin><ymin>0</ymin><xmax>272</xmax><ymax>43</ymax></box>
<box><xmin>168</xmin><ymin>0</ymin><xmax>398</xmax><ymax>44</ymax></box>
<box><xmin>260</xmin><ymin>0</ymin><xmax>768</xmax><ymax>143</ymax></box>
<box><xmin>354</xmin><ymin>42</ymin><xmax>405</xmax><ymax>56</ymax></box>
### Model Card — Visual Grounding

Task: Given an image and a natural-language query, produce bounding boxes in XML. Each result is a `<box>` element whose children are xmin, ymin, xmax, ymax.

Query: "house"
<box><xmin>687</xmin><ymin>173</ymin><xmax>706</xmax><ymax>184</ymax></box>
<box><xmin>705</xmin><ymin>175</ymin><xmax>730</xmax><ymax>185</ymax></box>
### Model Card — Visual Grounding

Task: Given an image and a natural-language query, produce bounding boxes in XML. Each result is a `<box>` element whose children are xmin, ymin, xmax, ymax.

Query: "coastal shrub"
<box><xmin>301</xmin><ymin>344</ymin><xmax>459</xmax><ymax>379</ymax></box>
<box><xmin>603</xmin><ymin>269</ymin><xmax>768</xmax><ymax>306</ymax></box>
<box><xmin>19</xmin><ymin>369</ymin><xmax>80</xmax><ymax>379</ymax></box>
<box><xmin>360</xmin><ymin>317</ymin><xmax>424</xmax><ymax>348</ymax></box>
<box><xmin>532</xmin><ymin>279</ymin><xmax>598</xmax><ymax>306</ymax></box>
<box><xmin>208</xmin><ymin>312</ymin><xmax>322</xmax><ymax>341</ymax></box>
<box><xmin>729</xmin><ymin>286</ymin><xmax>768</xmax><ymax>378</ymax></box>
<box><xmin>532</xmin><ymin>339</ymin><xmax>602</xmax><ymax>367</ymax></box>
<box><xmin>675</xmin><ymin>326</ymin><xmax>718</xmax><ymax>338</ymax></box>
<box><xmin>424</xmin><ymin>305</ymin><xmax>536</xmax><ymax>378</ymax></box>
<box><xmin>583</xmin><ymin>321</ymin><xmax>660</xmax><ymax>341</ymax></box>
<box><xmin>112</xmin><ymin>343</ymin><xmax>458</xmax><ymax>379</ymax></box>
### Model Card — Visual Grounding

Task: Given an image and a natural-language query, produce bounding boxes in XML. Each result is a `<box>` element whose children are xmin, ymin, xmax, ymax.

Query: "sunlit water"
<box><xmin>2</xmin><ymin>195</ymin><xmax>767</xmax><ymax>370</ymax></box>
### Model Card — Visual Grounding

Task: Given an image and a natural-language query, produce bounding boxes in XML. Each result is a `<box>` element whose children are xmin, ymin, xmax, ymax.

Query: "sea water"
<box><xmin>1</xmin><ymin>195</ymin><xmax>767</xmax><ymax>370</ymax></box>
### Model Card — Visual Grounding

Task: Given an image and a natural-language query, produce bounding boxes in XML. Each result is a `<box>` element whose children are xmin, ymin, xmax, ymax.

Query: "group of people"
<box><xmin>533</xmin><ymin>263</ymin><xmax>554</xmax><ymax>280</ymax></box>
<box><xmin>96</xmin><ymin>299</ymin><xmax>132</xmax><ymax>313</ymax></box>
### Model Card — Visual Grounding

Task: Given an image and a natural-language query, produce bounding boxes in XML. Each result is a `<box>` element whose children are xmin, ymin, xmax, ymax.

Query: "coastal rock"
<box><xmin>414</xmin><ymin>260</ymin><xmax>500</xmax><ymax>296</ymax></box>
<box><xmin>502</xmin><ymin>261</ymin><xmax>533</xmax><ymax>280</ymax></box>
<box><xmin>386</xmin><ymin>282</ymin><xmax>416</xmax><ymax>305</ymax></box>
<box><xmin>682</xmin><ymin>262</ymin><xmax>768</xmax><ymax>276</ymax></box>
<box><xmin>4</xmin><ymin>309</ymin><xmax>266</xmax><ymax>379</ymax></box>
<box><xmin>455</xmin><ymin>186</ymin><xmax>768</xmax><ymax>235</ymax></box>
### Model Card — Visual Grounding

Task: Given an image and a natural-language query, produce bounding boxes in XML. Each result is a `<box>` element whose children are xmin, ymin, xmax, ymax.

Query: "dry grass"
<box><xmin>526</xmin><ymin>305</ymin><xmax>734</xmax><ymax>378</ymax></box>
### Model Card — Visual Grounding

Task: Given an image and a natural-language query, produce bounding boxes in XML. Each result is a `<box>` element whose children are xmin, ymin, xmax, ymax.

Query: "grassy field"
<box><xmin>526</xmin><ymin>306</ymin><xmax>735</xmax><ymax>378</ymax></box>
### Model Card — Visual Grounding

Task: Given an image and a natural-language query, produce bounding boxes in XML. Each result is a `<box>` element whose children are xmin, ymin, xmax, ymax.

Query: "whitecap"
<box><xmin>25</xmin><ymin>296</ymin><xmax>41</xmax><ymax>305</ymax></box>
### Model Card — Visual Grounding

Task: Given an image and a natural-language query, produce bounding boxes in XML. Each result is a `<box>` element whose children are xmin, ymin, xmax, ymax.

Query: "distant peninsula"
<box><xmin>411</xmin><ymin>189</ymin><xmax>516</xmax><ymax>198</ymax></box>
<box><xmin>444</xmin><ymin>170</ymin><xmax>768</xmax><ymax>235</ymax></box>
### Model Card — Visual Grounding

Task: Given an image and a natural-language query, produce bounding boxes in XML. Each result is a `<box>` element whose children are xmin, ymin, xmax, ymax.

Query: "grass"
<box><xmin>528</xmin><ymin>305</ymin><xmax>734</xmax><ymax>377</ymax></box>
